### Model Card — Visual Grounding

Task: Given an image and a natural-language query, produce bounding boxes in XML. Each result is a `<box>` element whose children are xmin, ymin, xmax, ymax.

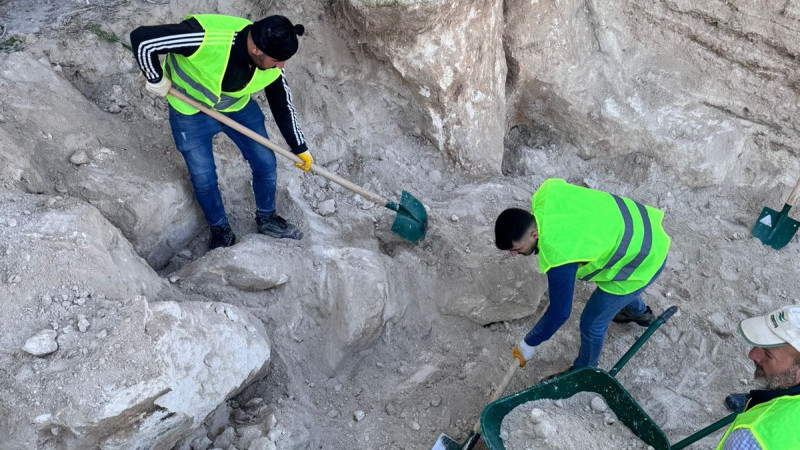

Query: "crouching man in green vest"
<box><xmin>131</xmin><ymin>14</ymin><xmax>312</xmax><ymax>249</ymax></box>
<box><xmin>494</xmin><ymin>178</ymin><xmax>670</xmax><ymax>371</ymax></box>
<box><xmin>717</xmin><ymin>305</ymin><xmax>800</xmax><ymax>449</ymax></box>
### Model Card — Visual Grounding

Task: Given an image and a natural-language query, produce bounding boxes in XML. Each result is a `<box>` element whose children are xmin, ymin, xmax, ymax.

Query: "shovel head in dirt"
<box><xmin>388</xmin><ymin>190</ymin><xmax>428</xmax><ymax>243</ymax></box>
<box><xmin>752</xmin><ymin>176</ymin><xmax>800</xmax><ymax>250</ymax></box>
<box><xmin>430</xmin><ymin>361</ymin><xmax>520</xmax><ymax>450</ymax></box>
<box><xmin>752</xmin><ymin>204</ymin><xmax>800</xmax><ymax>250</ymax></box>
<box><xmin>432</xmin><ymin>432</ymin><xmax>479</xmax><ymax>450</ymax></box>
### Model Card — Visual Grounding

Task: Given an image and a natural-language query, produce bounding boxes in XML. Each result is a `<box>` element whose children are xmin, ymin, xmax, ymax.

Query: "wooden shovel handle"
<box><xmin>166</xmin><ymin>88</ymin><xmax>390</xmax><ymax>206</ymax></box>
<box><xmin>470</xmin><ymin>360</ymin><xmax>520</xmax><ymax>434</ymax></box>
<box><xmin>786</xmin><ymin>175</ymin><xmax>800</xmax><ymax>206</ymax></box>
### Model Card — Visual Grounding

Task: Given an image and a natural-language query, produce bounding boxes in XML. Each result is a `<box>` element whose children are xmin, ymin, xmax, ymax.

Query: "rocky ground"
<box><xmin>1</xmin><ymin>1</ymin><xmax>799</xmax><ymax>450</ymax></box>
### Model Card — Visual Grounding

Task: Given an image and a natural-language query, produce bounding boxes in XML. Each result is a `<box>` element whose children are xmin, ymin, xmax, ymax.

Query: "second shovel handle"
<box><xmin>470</xmin><ymin>361</ymin><xmax>520</xmax><ymax>434</ymax></box>
<box><xmin>786</xmin><ymin>175</ymin><xmax>800</xmax><ymax>206</ymax></box>
<box><xmin>166</xmin><ymin>88</ymin><xmax>390</xmax><ymax>206</ymax></box>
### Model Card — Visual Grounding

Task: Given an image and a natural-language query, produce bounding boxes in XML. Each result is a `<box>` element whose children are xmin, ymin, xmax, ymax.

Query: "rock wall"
<box><xmin>504</xmin><ymin>0</ymin><xmax>800</xmax><ymax>187</ymax></box>
<box><xmin>335</xmin><ymin>0</ymin><xmax>507</xmax><ymax>173</ymax></box>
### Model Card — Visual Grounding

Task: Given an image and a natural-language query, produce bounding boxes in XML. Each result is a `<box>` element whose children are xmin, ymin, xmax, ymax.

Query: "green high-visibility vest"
<box><xmin>164</xmin><ymin>14</ymin><xmax>282</xmax><ymax>115</ymax></box>
<box><xmin>716</xmin><ymin>396</ymin><xmax>800</xmax><ymax>449</ymax></box>
<box><xmin>532</xmin><ymin>178</ymin><xmax>670</xmax><ymax>295</ymax></box>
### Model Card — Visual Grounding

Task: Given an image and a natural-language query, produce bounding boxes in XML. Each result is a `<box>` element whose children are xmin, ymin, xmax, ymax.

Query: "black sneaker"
<box><xmin>209</xmin><ymin>224</ymin><xmax>236</xmax><ymax>250</ymax></box>
<box><xmin>725</xmin><ymin>393</ymin><xmax>749</xmax><ymax>412</ymax></box>
<box><xmin>256</xmin><ymin>212</ymin><xmax>302</xmax><ymax>240</ymax></box>
<box><xmin>612</xmin><ymin>306</ymin><xmax>656</xmax><ymax>327</ymax></box>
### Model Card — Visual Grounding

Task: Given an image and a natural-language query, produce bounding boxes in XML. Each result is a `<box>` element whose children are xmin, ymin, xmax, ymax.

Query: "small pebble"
<box><xmin>23</xmin><ymin>329</ymin><xmax>58</xmax><ymax>356</ymax></box>
<box><xmin>69</xmin><ymin>150</ymin><xmax>91</xmax><ymax>166</ymax></box>
<box><xmin>590</xmin><ymin>396</ymin><xmax>608</xmax><ymax>413</ymax></box>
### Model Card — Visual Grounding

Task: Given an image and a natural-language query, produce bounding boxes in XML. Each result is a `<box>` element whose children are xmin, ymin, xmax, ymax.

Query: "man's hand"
<box><xmin>512</xmin><ymin>339</ymin><xmax>536</xmax><ymax>368</ymax></box>
<box><xmin>146</xmin><ymin>78</ymin><xmax>171</xmax><ymax>97</ymax></box>
<box><xmin>294</xmin><ymin>150</ymin><xmax>313</xmax><ymax>172</ymax></box>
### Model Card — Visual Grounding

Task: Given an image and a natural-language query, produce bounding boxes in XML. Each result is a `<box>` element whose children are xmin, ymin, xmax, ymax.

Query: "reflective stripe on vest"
<box><xmin>166</xmin><ymin>54</ymin><xmax>245</xmax><ymax>111</ymax></box>
<box><xmin>581</xmin><ymin>195</ymin><xmax>652</xmax><ymax>282</ymax></box>
<box><xmin>164</xmin><ymin>14</ymin><xmax>282</xmax><ymax>115</ymax></box>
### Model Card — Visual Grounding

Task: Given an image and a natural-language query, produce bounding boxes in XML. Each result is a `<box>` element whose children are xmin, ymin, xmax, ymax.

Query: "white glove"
<box><xmin>146</xmin><ymin>78</ymin><xmax>171</xmax><ymax>97</ymax></box>
<box><xmin>512</xmin><ymin>339</ymin><xmax>536</xmax><ymax>367</ymax></box>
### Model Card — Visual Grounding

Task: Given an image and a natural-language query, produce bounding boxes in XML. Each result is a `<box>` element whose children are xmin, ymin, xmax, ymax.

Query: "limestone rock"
<box><xmin>176</xmin><ymin>237</ymin><xmax>291</xmax><ymax>291</ymax></box>
<box><xmin>69</xmin><ymin>150</ymin><xmax>90</xmax><ymax>166</ymax></box>
<box><xmin>22</xmin><ymin>329</ymin><xmax>58</xmax><ymax>356</ymax></box>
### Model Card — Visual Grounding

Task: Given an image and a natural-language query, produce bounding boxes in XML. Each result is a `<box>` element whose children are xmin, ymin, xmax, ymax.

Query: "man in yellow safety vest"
<box><xmin>717</xmin><ymin>305</ymin><xmax>800</xmax><ymax>449</ymax></box>
<box><xmin>494</xmin><ymin>178</ymin><xmax>670</xmax><ymax>371</ymax></box>
<box><xmin>131</xmin><ymin>14</ymin><xmax>312</xmax><ymax>250</ymax></box>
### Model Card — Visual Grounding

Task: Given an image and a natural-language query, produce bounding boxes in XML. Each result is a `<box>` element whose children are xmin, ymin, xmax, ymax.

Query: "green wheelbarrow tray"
<box><xmin>480</xmin><ymin>367</ymin><xmax>669</xmax><ymax>448</ymax></box>
<box><xmin>480</xmin><ymin>306</ymin><xmax>738</xmax><ymax>450</ymax></box>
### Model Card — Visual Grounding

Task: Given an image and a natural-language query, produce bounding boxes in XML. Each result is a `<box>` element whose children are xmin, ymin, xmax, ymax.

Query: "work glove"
<box><xmin>294</xmin><ymin>150</ymin><xmax>313</xmax><ymax>172</ymax></box>
<box><xmin>145</xmin><ymin>77</ymin><xmax>171</xmax><ymax>97</ymax></box>
<box><xmin>512</xmin><ymin>339</ymin><xmax>536</xmax><ymax>368</ymax></box>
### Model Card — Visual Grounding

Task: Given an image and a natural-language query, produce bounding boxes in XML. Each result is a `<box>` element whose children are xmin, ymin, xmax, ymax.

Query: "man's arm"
<box><xmin>130</xmin><ymin>19</ymin><xmax>204</xmax><ymax>82</ymax></box>
<box><xmin>264</xmin><ymin>71</ymin><xmax>308</xmax><ymax>154</ymax></box>
<box><xmin>522</xmin><ymin>263</ymin><xmax>578</xmax><ymax>346</ymax></box>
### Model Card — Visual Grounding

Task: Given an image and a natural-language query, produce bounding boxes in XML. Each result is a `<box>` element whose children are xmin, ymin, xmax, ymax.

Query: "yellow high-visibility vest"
<box><xmin>716</xmin><ymin>395</ymin><xmax>800</xmax><ymax>449</ymax></box>
<box><xmin>165</xmin><ymin>14</ymin><xmax>282</xmax><ymax>115</ymax></box>
<box><xmin>532</xmin><ymin>178</ymin><xmax>670</xmax><ymax>295</ymax></box>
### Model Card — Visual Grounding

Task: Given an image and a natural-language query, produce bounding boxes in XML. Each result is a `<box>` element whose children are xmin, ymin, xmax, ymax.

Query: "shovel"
<box><xmin>752</xmin><ymin>175</ymin><xmax>800</xmax><ymax>250</ymax></box>
<box><xmin>433</xmin><ymin>360</ymin><xmax>520</xmax><ymax>450</ymax></box>
<box><xmin>167</xmin><ymin>88</ymin><xmax>428</xmax><ymax>243</ymax></box>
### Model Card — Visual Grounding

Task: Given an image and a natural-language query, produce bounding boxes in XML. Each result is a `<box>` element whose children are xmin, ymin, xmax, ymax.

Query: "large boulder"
<box><xmin>0</xmin><ymin>193</ymin><xmax>270</xmax><ymax>449</ymax></box>
<box><xmin>173</xmin><ymin>236</ymin><xmax>402</xmax><ymax>372</ymax></box>
<box><xmin>0</xmin><ymin>50</ymin><xmax>203</xmax><ymax>268</ymax></box>
<box><xmin>336</xmin><ymin>0</ymin><xmax>507</xmax><ymax>173</ymax></box>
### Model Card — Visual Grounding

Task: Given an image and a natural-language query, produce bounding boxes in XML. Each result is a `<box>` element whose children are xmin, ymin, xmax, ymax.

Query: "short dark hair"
<box><xmin>251</xmin><ymin>15</ymin><xmax>305</xmax><ymax>61</ymax></box>
<box><xmin>495</xmin><ymin>208</ymin><xmax>535</xmax><ymax>250</ymax></box>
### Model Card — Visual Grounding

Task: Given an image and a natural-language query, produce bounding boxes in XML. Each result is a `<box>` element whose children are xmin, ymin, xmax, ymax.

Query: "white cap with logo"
<box><xmin>739</xmin><ymin>305</ymin><xmax>800</xmax><ymax>352</ymax></box>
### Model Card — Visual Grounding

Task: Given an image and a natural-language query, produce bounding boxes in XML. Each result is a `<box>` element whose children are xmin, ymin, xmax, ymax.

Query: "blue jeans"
<box><xmin>572</xmin><ymin>261</ymin><xmax>666</xmax><ymax>369</ymax></box>
<box><xmin>168</xmin><ymin>100</ymin><xmax>277</xmax><ymax>227</ymax></box>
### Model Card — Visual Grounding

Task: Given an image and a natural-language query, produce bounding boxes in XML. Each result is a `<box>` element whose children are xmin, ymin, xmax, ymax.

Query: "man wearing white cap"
<box><xmin>717</xmin><ymin>305</ymin><xmax>800</xmax><ymax>449</ymax></box>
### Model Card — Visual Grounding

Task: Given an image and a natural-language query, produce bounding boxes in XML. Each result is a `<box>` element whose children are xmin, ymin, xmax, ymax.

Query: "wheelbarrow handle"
<box><xmin>658</xmin><ymin>305</ymin><xmax>678</xmax><ymax>322</ymax></box>
<box><xmin>670</xmin><ymin>410</ymin><xmax>739</xmax><ymax>450</ymax></box>
<box><xmin>608</xmin><ymin>305</ymin><xmax>679</xmax><ymax>378</ymax></box>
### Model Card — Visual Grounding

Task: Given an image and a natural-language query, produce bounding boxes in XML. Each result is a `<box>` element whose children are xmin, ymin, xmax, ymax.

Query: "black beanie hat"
<box><xmin>251</xmin><ymin>15</ymin><xmax>305</xmax><ymax>61</ymax></box>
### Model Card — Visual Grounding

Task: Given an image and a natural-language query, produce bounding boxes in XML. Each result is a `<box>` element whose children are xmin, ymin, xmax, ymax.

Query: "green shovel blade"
<box><xmin>389</xmin><ymin>190</ymin><xmax>428</xmax><ymax>243</ymax></box>
<box><xmin>752</xmin><ymin>204</ymin><xmax>800</xmax><ymax>250</ymax></box>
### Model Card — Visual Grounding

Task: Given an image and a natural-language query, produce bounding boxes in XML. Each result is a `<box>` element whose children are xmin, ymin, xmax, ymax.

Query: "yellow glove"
<box><xmin>145</xmin><ymin>77</ymin><xmax>171</xmax><ymax>97</ymax></box>
<box><xmin>294</xmin><ymin>150</ymin><xmax>313</xmax><ymax>172</ymax></box>
<box><xmin>512</xmin><ymin>339</ymin><xmax>536</xmax><ymax>368</ymax></box>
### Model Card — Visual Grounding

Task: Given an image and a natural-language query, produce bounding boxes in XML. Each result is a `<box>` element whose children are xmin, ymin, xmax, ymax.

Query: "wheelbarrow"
<box><xmin>480</xmin><ymin>306</ymin><xmax>739</xmax><ymax>450</ymax></box>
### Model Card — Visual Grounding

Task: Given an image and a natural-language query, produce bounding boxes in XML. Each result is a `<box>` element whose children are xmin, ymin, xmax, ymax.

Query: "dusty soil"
<box><xmin>501</xmin><ymin>393</ymin><xmax>646</xmax><ymax>450</ymax></box>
